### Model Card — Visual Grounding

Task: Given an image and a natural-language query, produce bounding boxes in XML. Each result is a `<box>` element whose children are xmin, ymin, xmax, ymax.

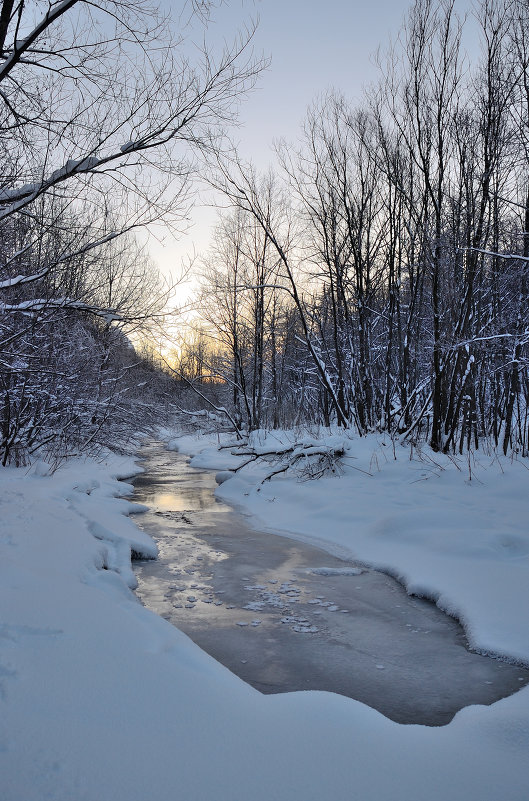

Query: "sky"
<box><xmin>149</xmin><ymin>0</ymin><xmax>472</xmax><ymax>304</ymax></box>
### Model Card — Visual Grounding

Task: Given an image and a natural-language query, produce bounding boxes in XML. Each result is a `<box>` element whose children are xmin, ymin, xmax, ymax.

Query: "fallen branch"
<box><xmin>226</xmin><ymin>440</ymin><xmax>346</xmax><ymax>482</ymax></box>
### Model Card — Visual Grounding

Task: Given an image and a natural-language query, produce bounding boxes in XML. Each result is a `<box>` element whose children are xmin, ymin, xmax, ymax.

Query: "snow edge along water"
<box><xmin>167</xmin><ymin>427</ymin><xmax>529</xmax><ymax>669</ymax></box>
<box><xmin>1</xmin><ymin>433</ymin><xmax>529</xmax><ymax>801</ymax></box>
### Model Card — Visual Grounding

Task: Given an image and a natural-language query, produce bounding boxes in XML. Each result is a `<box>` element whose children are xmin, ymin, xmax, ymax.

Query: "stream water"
<box><xmin>132</xmin><ymin>440</ymin><xmax>529</xmax><ymax>726</ymax></box>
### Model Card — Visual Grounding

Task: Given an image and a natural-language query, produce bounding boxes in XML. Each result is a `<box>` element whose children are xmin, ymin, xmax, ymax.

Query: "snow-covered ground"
<box><xmin>1</xmin><ymin>432</ymin><xmax>529</xmax><ymax>800</ymax></box>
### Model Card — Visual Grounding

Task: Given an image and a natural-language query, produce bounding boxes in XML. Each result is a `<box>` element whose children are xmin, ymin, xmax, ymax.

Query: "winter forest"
<box><xmin>3</xmin><ymin>3</ymin><xmax>529</xmax><ymax>799</ymax></box>
<box><xmin>1</xmin><ymin>0</ymin><xmax>529</xmax><ymax>464</ymax></box>
<box><xmin>181</xmin><ymin>0</ymin><xmax>529</xmax><ymax>457</ymax></box>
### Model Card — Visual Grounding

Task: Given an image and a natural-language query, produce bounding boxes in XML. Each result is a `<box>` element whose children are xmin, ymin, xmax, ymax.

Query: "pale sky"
<box><xmin>208</xmin><ymin>0</ymin><xmax>407</xmax><ymax>162</ymax></box>
<box><xmin>150</xmin><ymin>0</ymin><xmax>473</xmax><ymax>299</ymax></box>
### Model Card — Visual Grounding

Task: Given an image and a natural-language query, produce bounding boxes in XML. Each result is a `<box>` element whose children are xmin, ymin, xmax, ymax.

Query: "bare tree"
<box><xmin>0</xmin><ymin>0</ymin><xmax>264</xmax><ymax>463</ymax></box>
<box><xmin>175</xmin><ymin>0</ymin><xmax>529</xmax><ymax>457</ymax></box>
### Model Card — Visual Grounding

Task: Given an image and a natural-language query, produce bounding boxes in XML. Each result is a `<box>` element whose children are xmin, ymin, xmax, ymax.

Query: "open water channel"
<box><xmin>132</xmin><ymin>440</ymin><xmax>529</xmax><ymax>726</ymax></box>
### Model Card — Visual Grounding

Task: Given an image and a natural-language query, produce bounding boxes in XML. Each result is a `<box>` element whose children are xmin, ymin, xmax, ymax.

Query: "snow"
<box><xmin>309</xmin><ymin>567</ymin><xmax>364</xmax><ymax>576</ymax></box>
<box><xmin>0</xmin><ymin>156</ymin><xmax>101</xmax><ymax>219</ymax></box>
<box><xmin>0</xmin><ymin>268</ymin><xmax>49</xmax><ymax>290</ymax></box>
<box><xmin>1</xmin><ymin>432</ymin><xmax>529</xmax><ymax>800</ymax></box>
<box><xmin>50</xmin><ymin>157</ymin><xmax>101</xmax><ymax>181</ymax></box>
<box><xmin>0</xmin><ymin>182</ymin><xmax>39</xmax><ymax>202</ymax></box>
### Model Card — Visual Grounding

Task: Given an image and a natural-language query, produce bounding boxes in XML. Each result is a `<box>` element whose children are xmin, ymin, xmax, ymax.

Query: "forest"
<box><xmin>2</xmin><ymin>0</ymin><xmax>529</xmax><ymax>466</ymax></box>
<box><xmin>0</xmin><ymin>0</ymin><xmax>261</xmax><ymax>465</ymax></box>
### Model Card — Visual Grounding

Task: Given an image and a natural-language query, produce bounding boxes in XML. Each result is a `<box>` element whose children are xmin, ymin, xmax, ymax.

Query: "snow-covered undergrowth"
<box><xmin>1</xmin><ymin>434</ymin><xmax>528</xmax><ymax>800</ymax></box>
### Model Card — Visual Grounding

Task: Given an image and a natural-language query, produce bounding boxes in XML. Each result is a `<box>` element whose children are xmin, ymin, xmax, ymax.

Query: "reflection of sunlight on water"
<box><xmin>153</xmin><ymin>491</ymin><xmax>195</xmax><ymax>511</ymax></box>
<box><xmin>146</xmin><ymin>489</ymin><xmax>231</xmax><ymax>514</ymax></box>
<box><xmin>135</xmin><ymin>457</ymin><xmax>233</xmax><ymax>515</ymax></box>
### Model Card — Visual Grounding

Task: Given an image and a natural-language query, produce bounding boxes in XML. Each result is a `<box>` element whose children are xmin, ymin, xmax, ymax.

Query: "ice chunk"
<box><xmin>309</xmin><ymin>567</ymin><xmax>364</xmax><ymax>576</ymax></box>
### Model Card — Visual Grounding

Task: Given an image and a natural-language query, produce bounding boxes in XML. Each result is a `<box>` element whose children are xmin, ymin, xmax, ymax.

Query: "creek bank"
<box><xmin>132</xmin><ymin>440</ymin><xmax>529</xmax><ymax>726</ymax></box>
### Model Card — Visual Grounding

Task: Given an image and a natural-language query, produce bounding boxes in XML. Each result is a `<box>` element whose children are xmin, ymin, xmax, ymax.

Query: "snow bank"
<box><xmin>1</xmin><ymin>435</ymin><xmax>528</xmax><ymax>801</ymax></box>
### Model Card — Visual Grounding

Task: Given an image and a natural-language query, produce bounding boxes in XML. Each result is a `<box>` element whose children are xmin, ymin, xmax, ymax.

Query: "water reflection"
<box><xmin>132</xmin><ymin>440</ymin><xmax>529</xmax><ymax>726</ymax></box>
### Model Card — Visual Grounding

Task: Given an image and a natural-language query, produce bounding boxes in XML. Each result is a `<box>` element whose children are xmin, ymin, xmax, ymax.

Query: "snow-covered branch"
<box><xmin>226</xmin><ymin>439</ymin><xmax>347</xmax><ymax>483</ymax></box>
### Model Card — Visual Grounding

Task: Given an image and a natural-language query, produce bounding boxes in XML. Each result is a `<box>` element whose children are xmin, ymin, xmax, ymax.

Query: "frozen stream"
<box><xmin>132</xmin><ymin>440</ymin><xmax>529</xmax><ymax>726</ymax></box>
